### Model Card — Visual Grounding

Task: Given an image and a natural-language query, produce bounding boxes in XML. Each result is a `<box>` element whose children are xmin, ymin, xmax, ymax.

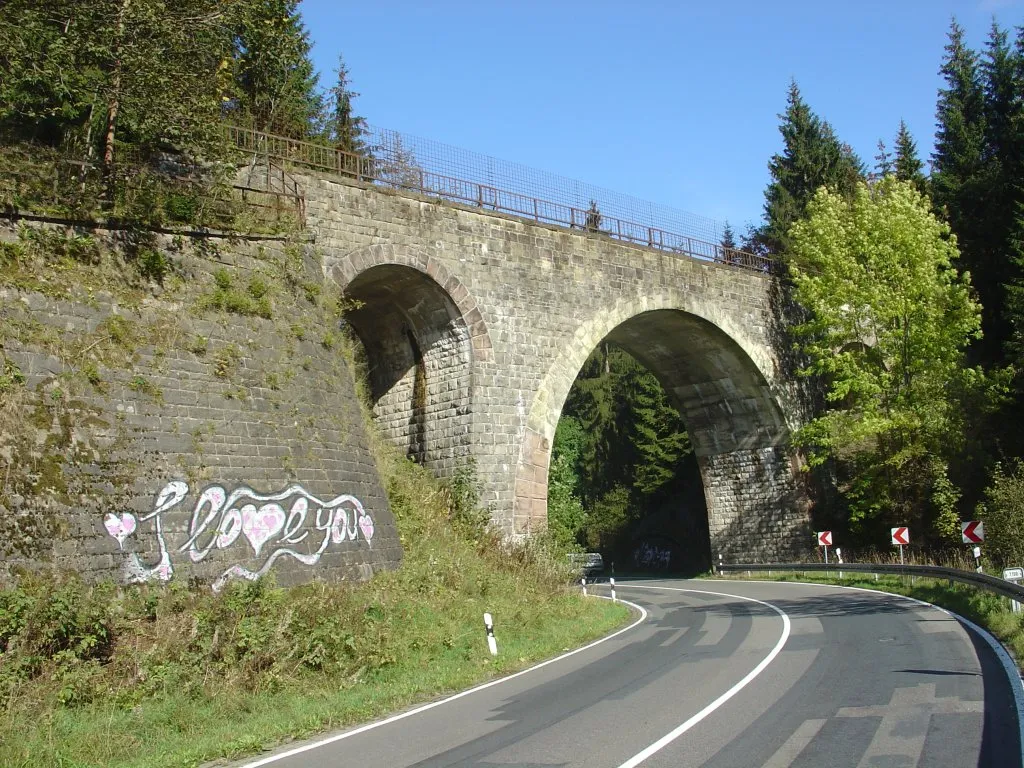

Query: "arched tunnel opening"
<box><xmin>548</xmin><ymin>341</ymin><xmax>711</xmax><ymax>575</ymax></box>
<box><xmin>340</xmin><ymin>264</ymin><xmax>473</xmax><ymax>475</ymax></box>
<box><xmin>545</xmin><ymin>309</ymin><xmax>791</xmax><ymax>574</ymax></box>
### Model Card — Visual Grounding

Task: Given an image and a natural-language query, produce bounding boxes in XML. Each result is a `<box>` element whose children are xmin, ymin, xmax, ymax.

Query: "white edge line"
<box><xmin>238</xmin><ymin>594</ymin><xmax>648</xmax><ymax>767</ymax></box>
<box><xmin>613</xmin><ymin>583</ymin><xmax>792</xmax><ymax>768</ymax></box>
<box><xmin>718</xmin><ymin>577</ymin><xmax>1024</xmax><ymax>761</ymax></box>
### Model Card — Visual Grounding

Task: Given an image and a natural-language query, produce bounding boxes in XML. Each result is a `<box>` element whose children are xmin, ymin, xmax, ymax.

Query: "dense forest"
<box><xmin>4</xmin><ymin>4</ymin><xmax>1024</xmax><ymax>565</ymax></box>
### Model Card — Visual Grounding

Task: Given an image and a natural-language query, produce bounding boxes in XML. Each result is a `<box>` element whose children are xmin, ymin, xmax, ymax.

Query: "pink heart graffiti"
<box><xmin>104</xmin><ymin>512</ymin><xmax>137</xmax><ymax>548</ymax></box>
<box><xmin>358</xmin><ymin>511</ymin><xmax>374</xmax><ymax>541</ymax></box>
<box><xmin>241</xmin><ymin>503</ymin><xmax>286</xmax><ymax>556</ymax></box>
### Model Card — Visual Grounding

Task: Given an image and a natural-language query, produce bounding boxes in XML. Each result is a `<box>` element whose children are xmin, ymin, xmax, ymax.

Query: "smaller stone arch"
<box><xmin>328</xmin><ymin>244</ymin><xmax>492</xmax><ymax>477</ymax></box>
<box><xmin>329</xmin><ymin>244</ymin><xmax>492</xmax><ymax>363</ymax></box>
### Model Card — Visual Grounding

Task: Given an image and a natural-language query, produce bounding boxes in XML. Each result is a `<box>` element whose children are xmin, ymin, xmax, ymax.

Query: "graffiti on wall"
<box><xmin>633</xmin><ymin>541</ymin><xmax>672</xmax><ymax>570</ymax></box>
<box><xmin>104</xmin><ymin>481</ymin><xmax>374</xmax><ymax>591</ymax></box>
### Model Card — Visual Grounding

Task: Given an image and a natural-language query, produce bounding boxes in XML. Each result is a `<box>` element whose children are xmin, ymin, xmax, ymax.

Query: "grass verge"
<box><xmin>0</xmin><ymin>455</ymin><xmax>630</xmax><ymax>768</ymax></box>
<box><xmin>715</xmin><ymin>571</ymin><xmax>1024</xmax><ymax>664</ymax></box>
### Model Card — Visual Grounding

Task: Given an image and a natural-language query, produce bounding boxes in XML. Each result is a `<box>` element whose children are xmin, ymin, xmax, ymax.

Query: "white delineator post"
<box><xmin>483</xmin><ymin>612</ymin><xmax>498</xmax><ymax>656</ymax></box>
<box><xmin>610</xmin><ymin>577</ymin><xmax>617</xmax><ymax>603</ymax></box>
<box><xmin>581</xmin><ymin>576</ymin><xmax>588</xmax><ymax>596</ymax></box>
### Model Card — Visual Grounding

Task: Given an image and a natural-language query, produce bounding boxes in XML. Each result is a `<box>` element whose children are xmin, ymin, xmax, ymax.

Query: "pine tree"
<box><xmin>893</xmin><ymin>120</ymin><xmax>927</xmax><ymax>195</ymax></box>
<box><xmin>759</xmin><ymin>81</ymin><xmax>864</xmax><ymax>256</ymax></box>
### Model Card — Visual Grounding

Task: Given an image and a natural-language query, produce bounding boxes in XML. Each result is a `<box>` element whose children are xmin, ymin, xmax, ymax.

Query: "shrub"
<box><xmin>977</xmin><ymin>461</ymin><xmax>1024</xmax><ymax>568</ymax></box>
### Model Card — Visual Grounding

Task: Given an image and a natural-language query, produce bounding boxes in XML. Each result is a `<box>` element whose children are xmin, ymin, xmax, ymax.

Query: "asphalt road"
<box><xmin>237</xmin><ymin>579</ymin><xmax>1024</xmax><ymax>768</ymax></box>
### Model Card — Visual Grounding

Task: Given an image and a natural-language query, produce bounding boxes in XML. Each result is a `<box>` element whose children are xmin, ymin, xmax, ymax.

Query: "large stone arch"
<box><xmin>514</xmin><ymin>292</ymin><xmax>810</xmax><ymax>560</ymax></box>
<box><xmin>329</xmin><ymin>245</ymin><xmax>492</xmax><ymax>476</ymax></box>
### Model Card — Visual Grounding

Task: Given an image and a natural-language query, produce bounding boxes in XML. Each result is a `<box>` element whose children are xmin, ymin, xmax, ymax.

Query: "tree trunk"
<box><xmin>103</xmin><ymin>0</ymin><xmax>131</xmax><ymax>178</ymax></box>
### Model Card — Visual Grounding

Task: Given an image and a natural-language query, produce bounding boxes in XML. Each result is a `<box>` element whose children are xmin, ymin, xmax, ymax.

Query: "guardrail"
<box><xmin>717</xmin><ymin>562</ymin><xmax>1024</xmax><ymax>602</ymax></box>
<box><xmin>223</xmin><ymin>124</ymin><xmax>772</xmax><ymax>273</ymax></box>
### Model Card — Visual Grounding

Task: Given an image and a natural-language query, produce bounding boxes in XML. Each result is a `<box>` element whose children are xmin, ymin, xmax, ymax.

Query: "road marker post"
<box><xmin>961</xmin><ymin>520</ymin><xmax>984</xmax><ymax>544</ymax></box>
<box><xmin>610</xmin><ymin>577</ymin><xmax>617</xmax><ymax>603</ymax></box>
<box><xmin>891</xmin><ymin>527</ymin><xmax>910</xmax><ymax>564</ymax></box>
<box><xmin>836</xmin><ymin>547</ymin><xmax>843</xmax><ymax>580</ymax></box>
<box><xmin>483</xmin><ymin>612</ymin><xmax>498</xmax><ymax>656</ymax></box>
<box><xmin>581</xmin><ymin>576</ymin><xmax>587</xmax><ymax>596</ymax></box>
<box><xmin>817</xmin><ymin>531</ymin><xmax>832</xmax><ymax>564</ymax></box>
<box><xmin>962</xmin><ymin>522</ymin><xmax>985</xmax><ymax>574</ymax></box>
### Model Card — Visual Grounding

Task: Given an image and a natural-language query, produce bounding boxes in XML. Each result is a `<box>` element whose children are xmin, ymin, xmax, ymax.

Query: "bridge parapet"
<box><xmin>225</xmin><ymin>125</ymin><xmax>772</xmax><ymax>273</ymax></box>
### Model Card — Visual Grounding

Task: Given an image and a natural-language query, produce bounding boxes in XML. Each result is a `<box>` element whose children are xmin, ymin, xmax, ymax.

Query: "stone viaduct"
<box><xmin>304</xmin><ymin>174</ymin><xmax>812</xmax><ymax>562</ymax></box>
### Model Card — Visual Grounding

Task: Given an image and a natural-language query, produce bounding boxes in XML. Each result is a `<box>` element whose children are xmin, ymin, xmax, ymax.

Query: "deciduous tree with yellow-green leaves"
<box><xmin>788</xmin><ymin>177</ymin><xmax>991</xmax><ymax>541</ymax></box>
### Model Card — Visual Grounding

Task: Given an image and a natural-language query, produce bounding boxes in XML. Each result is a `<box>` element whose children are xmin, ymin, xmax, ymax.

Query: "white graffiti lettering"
<box><xmin>104</xmin><ymin>481</ymin><xmax>374</xmax><ymax>591</ymax></box>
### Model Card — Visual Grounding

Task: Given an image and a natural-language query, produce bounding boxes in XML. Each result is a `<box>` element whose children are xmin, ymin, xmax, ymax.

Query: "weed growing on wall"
<box><xmin>197</xmin><ymin>268</ymin><xmax>274</xmax><ymax>319</ymax></box>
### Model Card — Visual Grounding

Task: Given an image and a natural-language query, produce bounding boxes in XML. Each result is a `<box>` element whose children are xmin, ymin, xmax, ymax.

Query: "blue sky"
<box><xmin>300</xmin><ymin>1</ymin><xmax>1023</xmax><ymax>236</ymax></box>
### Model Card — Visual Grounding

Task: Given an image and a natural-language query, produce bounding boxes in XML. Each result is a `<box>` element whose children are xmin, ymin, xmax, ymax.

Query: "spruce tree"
<box><xmin>325</xmin><ymin>55</ymin><xmax>368</xmax><ymax>155</ymax></box>
<box><xmin>720</xmin><ymin>222</ymin><xmax>741</xmax><ymax>264</ymax></box>
<box><xmin>229</xmin><ymin>0</ymin><xmax>324</xmax><ymax>138</ymax></box>
<box><xmin>625</xmin><ymin>366</ymin><xmax>691</xmax><ymax>497</ymax></box>
<box><xmin>934</xmin><ymin>20</ymin><xmax>1023</xmax><ymax>368</ymax></box>
<box><xmin>932</xmin><ymin>21</ymin><xmax>989</xmax><ymax>338</ymax></box>
<box><xmin>759</xmin><ymin>81</ymin><xmax>864</xmax><ymax>256</ymax></box>
<box><xmin>874</xmin><ymin>139</ymin><xmax>893</xmax><ymax>178</ymax></box>
<box><xmin>932</xmin><ymin>20</ymin><xmax>987</xmax><ymax>221</ymax></box>
<box><xmin>893</xmin><ymin>120</ymin><xmax>928</xmax><ymax>195</ymax></box>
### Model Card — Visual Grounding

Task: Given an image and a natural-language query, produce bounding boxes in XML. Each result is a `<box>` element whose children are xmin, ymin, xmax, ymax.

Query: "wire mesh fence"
<box><xmin>224</xmin><ymin>125</ymin><xmax>770</xmax><ymax>272</ymax></box>
<box><xmin>369</xmin><ymin>126</ymin><xmax>726</xmax><ymax>241</ymax></box>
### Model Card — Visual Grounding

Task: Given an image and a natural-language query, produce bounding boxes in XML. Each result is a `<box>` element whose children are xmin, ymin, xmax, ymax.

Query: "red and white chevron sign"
<box><xmin>817</xmin><ymin>531</ymin><xmax>832</xmax><ymax>547</ymax></box>
<box><xmin>891</xmin><ymin>526</ymin><xmax>910</xmax><ymax>546</ymax></box>
<box><xmin>961</xmin><ymin>521</ymin><xmax>984</xmax><ymax>544</ymax></box>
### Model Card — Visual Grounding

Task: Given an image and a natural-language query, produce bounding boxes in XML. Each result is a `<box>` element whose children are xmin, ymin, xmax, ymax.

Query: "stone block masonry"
<box><xmin>1</xmin><ymin>164</ymin><xmax>813</xmax><ymax>577</ymax></box>
<box><xmin>307</xmin><ymin>175</ymin><xmax>813</xmax><ymax>563</ymax></box>
<box><xmin>0</xmin><ymin>222</ymin><xmax>400</xmax><ymax>587</ymax></box>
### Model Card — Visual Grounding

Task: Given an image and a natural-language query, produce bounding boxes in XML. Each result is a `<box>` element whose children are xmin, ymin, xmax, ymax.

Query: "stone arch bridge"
<box><xmin>308</xmin><ymin>175</ymin><xmax>812</xmax><ymax>562</ymax></box>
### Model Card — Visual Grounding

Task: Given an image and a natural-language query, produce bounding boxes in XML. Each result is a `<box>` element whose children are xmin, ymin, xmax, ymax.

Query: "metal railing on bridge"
<box><xmin>224</xmin><ymin>125</ymin><xmax>772</xmax><ymax>273</ymax></box>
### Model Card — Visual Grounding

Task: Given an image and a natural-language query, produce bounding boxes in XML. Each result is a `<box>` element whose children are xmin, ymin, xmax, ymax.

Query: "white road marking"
<box><xmin>237</xmin><ymin>596</ymin><xmax>648</xmax><ymax>767</ymax></box>
<box><xmin>614</xmin><ymin>584</ymin><xmax>792</xmax><ymax>768</ymax></box>
<box><xmin>761</xmin><ymin>718</ymin><xmax>826</xmax><ymax>768</ymax></box>
<box><xmin>915</xmin><ymin>616</ymin><xmax>959</xmax><ymax>633</ymax></box>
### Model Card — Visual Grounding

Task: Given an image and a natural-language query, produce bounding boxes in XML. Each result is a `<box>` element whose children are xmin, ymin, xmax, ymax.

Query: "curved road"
<box><xmin>238</xmin><ymin>579</ymin><xmax>1023</xmax><ymax>768</ymax></box>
